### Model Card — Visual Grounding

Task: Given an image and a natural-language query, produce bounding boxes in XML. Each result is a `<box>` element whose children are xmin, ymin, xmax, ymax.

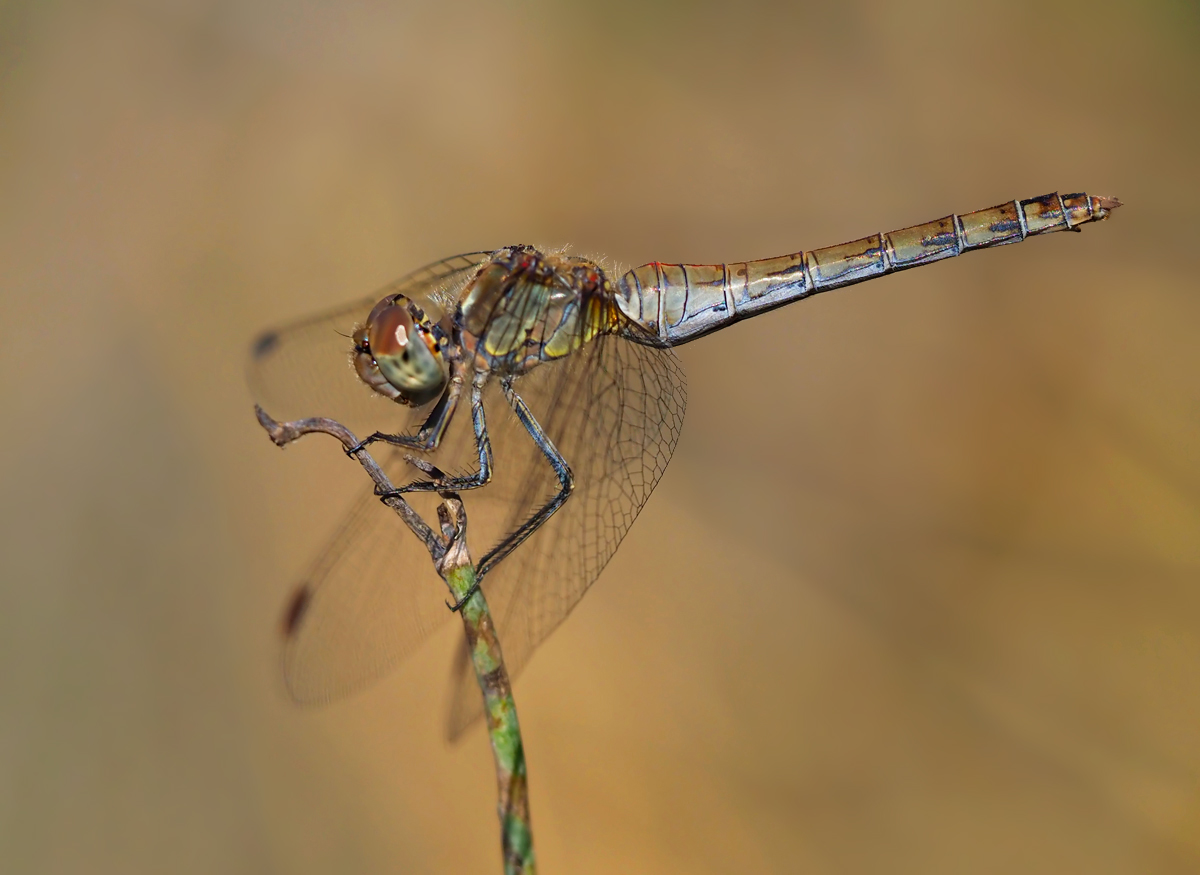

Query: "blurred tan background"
<box><xmin>2</xmin><ymin>0</ymin><xmax>1198</xmax><ymax>872</ymax></box>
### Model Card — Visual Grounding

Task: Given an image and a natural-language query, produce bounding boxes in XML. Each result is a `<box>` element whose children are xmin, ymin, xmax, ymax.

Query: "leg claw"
<box><xmin>446</xmin><ymin>580</ymin><xmax>481</xmax><ymax>612</ymax></box>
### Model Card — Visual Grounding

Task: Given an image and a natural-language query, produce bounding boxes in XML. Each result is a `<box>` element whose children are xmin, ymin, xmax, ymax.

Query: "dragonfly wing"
<box><xmin>247</xmin><ymin>252</ymin><xmax>492</xmax><ymax>436</ymax></box>
<box><xmin>277</xmin><ymin>375</ymin><xmax>526</xmax><ymax>706</ymax></box>
<box><xmin>251</xmin><ymin>254</ymin><xmax>687</xmax><ymax>717</ymax></box>
<box><xmin>279</xmin><ymin>451</ymin><xmax>463</xmax><ymax>703</ymax></box>
<box><xmin>251</xmin><ymin>253</ymin><xmax>494</xmax><ymax>703</ymax></box>
<box><xmin>444</xmin><ymin>325</ymin><xmax>687</xmax><ymax>738</ymax></box>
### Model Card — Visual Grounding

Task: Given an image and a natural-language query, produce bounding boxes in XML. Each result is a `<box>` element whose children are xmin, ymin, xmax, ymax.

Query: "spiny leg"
<box><xmin>450</xmin><ymin>377</ymin><xmax>575</xmax><ymax>612</ymax></box>
<box><xmin>379</xmin><ymin>373</ymin><xmax>493</xmax><ymax>497</ymax></box>
<box><xmin>348</xmin><ymin>363</ymin><xmax>465</xmax><ymax>455</ymax></box>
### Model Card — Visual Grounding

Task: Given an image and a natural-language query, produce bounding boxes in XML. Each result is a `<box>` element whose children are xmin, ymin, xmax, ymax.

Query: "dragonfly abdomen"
<box><xmin>618</xmin><ymin>192</ymin><xmax>1120</xmax><ymax>345</ymax></box>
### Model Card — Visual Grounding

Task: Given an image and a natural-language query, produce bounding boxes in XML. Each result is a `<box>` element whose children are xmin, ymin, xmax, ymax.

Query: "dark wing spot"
<box><xmin>252</xmin><ymin>331</ymin><xmax>279</xmax><ymax>359</ymax></box>
<box><xmin>282</xmin><ymin>585</ymin><xmax>312</xmax><ymax>638</ymax></box>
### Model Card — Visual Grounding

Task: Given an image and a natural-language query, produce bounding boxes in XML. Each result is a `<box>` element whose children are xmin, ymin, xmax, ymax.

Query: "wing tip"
<box><xmin>281</xmin><ymin>584</ymin><xmax>313</xmax><ymax>639</ymax></box>
<box><xmin>252</xmin><ymin>330</ymin><xmax>280</xmax><ymax>360</ymax></box>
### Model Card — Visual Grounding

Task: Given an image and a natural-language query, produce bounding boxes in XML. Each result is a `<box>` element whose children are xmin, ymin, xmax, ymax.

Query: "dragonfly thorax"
<box><xmin>455</xmin><ymin>245</ymin><xmax>617</xmax><ymax>376</ymax></box>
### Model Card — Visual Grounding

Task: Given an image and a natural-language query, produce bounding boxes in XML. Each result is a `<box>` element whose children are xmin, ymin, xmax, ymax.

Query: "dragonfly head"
<box><xmin>353</xmin><ymin>295</ymin><xmax>449</xmax><ymax>406</ymax></box>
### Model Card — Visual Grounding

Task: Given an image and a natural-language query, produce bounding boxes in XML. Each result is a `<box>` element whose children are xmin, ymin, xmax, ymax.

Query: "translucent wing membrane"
<box><xmin>446</xmin><ymin>324</ymin><xmax>686</xmax><ymax>737</ymax></box>
<box><xmin>250</xmin><ymin>252</ymin><xmax>686</xmax><ymax>723</ymax></box>
<box><xmin>248</xmin><ymin>252</ymin><xmax>491</xmax><ymax>702</ymax></box>
<box><xmin>272</xmin><ymin>386</ymin><xmax>517</xmax><ymax>705</ymax></box>
<box><xmin>278</xmin><ymin>451</ymin><xmax>461</xmax><ymax>703</ymax></box>
<box><xmin>247</xmin><ymin>252</ymin><xmax>491</xmax><ymax>435</ymax></box>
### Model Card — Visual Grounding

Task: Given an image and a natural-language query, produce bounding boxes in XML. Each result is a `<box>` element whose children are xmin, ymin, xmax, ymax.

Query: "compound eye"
<box><xmin>365</xmin><ymin>298</ymin><xmax>447</xmax><ymax>406</ymax></box>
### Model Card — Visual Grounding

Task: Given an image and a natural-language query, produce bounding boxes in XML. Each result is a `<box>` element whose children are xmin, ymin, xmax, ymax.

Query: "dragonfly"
<box><xmin>250</xmin><ymin>191</ymin><xmax>1119</xmax><ymax>736</ymax></box>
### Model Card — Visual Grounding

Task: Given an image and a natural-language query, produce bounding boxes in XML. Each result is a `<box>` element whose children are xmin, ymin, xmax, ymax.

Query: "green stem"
<box><xmin>444</xmin><ymin>562</ymin><xmax>535</xmax><ymax>875</ymax></box>
<box><xmin>254</xmin><ymin>412</ymin><xmax>535</xmax><ymax>874</ymax></box>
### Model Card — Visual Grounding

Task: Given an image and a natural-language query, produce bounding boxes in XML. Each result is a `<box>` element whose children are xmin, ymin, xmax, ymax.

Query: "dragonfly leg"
<box><xmin>447</xmin><ymin>579</ymin><xmax>482</xmax><ymax>612</ymax></box>
<box><xmin>378</xmin><ymin>374</ymin><xmax>493</xmax><ymax>496</ymax></box>
<box><xmin>347</xmin><ymin>363</ymin><xmax>466</xmax><ymax>455</ymax></box>
<box><xmin>470</xmin><ymin>377</ymin><xmax>575</xmax><ymax>585</ymax></box>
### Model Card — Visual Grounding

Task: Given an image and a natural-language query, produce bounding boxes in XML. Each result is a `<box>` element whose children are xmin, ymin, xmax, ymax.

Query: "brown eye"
<box><xmin>367</xmin><ymin>304</ymin><xmax>415</xmax><ymax>359</ymax></box>
<box><xmin>361</xmin><ymin>298</ymin><xmax>447</xmax><ymax>406</ymax></box>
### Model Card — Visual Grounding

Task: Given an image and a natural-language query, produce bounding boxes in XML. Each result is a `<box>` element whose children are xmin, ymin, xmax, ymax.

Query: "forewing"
<box><xmin>279</xmin><ymin>452</ymin><xmax>457</xmax><ymax>703</ymax></box>
<box><xmin>445</xmin><ymin>326</ymin><xmax>687</xmax><ymax>737</ymax></box>
<box><xmin>250</xmin><ymin>253</ymin><xmax>493</xmax><ymax>703</ymax></box>
<box><xmin>276</xmin><ymin>377</ymin><xmax>506</xmax><ymax>704</ymax></box>
<box><xmin>247</xmin><ymin>252</ymin><xmax>491</xmax><ymax>436</ymax></box>
<box><xmin>250</xmin><ymin>254</ymin><xmax>687</xmax><ymax>715</ymax></box>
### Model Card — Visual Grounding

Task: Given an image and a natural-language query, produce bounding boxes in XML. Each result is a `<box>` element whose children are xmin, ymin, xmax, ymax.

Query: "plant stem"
<box><xmin>440</xmin><ymin>532</ymin><xmax>535</xmax><ymax>874</ymax></box>
<box><xmin>255</xmin><ymin>406</ymin><xmax>536</xmax><ymax>874</ymax></box>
